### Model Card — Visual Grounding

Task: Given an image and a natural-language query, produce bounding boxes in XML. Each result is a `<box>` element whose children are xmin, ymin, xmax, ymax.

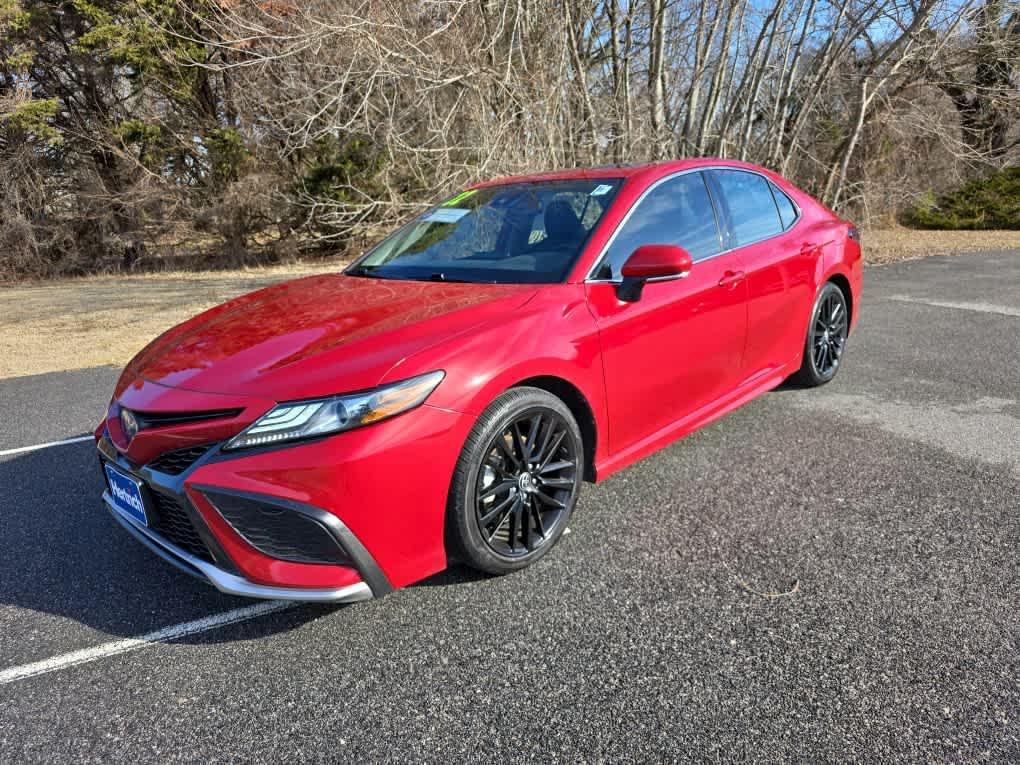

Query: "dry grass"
<box><xmin>862</xmin><ymin>229</ymin><xmax>1020</xmax><ymax>264</ymax></box>
<box><xmin>0</xmin><ymin>261</ymin><xmax>343</xmax><ymax>380</ymax></box>
<box><xmin>1</xmin><ymin>232</ymin><xmax>1018</xmax><ymax>381</ymax></box>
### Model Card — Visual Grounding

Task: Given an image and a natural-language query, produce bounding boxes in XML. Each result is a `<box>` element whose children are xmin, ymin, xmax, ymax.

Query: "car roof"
<box><xmin>470</xmin><ymin>157</ymin><xmax>772</xmax><ymax>189</ymax></box>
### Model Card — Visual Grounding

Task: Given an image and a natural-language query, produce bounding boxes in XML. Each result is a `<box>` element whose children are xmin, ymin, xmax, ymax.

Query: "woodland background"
<box><xmin>1</xmin><ymin>0</ymin><xmax>1018</xmax><ymax>279</ymax></box>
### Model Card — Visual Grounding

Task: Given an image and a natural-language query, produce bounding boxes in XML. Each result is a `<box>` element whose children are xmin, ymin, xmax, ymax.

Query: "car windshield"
<box><xmin>347</xmin><ymin>179</ymin><xmax>622</xmax><ymax>284</ymax></box>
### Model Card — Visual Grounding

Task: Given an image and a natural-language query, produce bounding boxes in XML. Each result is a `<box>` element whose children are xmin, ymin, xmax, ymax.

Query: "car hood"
<box><xmin>121</xmin><ymin>274</ymin><xmax>538</xmax><ymax>400</ymax></box>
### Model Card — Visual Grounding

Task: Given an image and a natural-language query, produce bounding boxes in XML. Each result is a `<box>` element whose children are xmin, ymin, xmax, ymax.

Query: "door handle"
<box><xmin>718</xmin><ymin>270</ymin><xmax>745</xmax><ymax>288</ymax></box>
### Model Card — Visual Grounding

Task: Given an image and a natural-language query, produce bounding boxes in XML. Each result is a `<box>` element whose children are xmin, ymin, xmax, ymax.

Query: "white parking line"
<box><xmin>0</xmin><ymin>434</ymin><xmax>94</xmax><ymax>457</ymax></box>
<box><xmin>887</xmin><ymin>295</ymin><xmax>1020</xmax><ymax>317</ymax></box>
<box><xmin>0</xmin><ymin>602</ymin><xmax>293</xmax><ymax>685</ymax></box>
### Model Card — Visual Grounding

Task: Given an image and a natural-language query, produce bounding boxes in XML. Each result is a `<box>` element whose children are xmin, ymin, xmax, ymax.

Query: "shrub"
<box><xmin>904</xmin><ymin>168</ymin><xmax>1020</xmax><ymax>230</ymax></box>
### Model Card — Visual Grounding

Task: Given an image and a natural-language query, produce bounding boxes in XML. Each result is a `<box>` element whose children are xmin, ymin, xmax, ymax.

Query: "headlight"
<box><xmin>223</xmin><ymin>371</ymin><xmax>445</xmax><ymax>451</ymax></box>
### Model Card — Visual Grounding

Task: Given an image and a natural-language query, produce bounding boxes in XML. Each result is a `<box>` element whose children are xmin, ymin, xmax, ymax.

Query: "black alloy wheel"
<box><xmin>449</xmin><ymin>387</ymin><xmax>583</xmax><ymax>574</ymax></box>
<box><xmin>475</xmin><ymin>408</ymin><xmax>578</xmax><ymax>557</ymax></box>
<box><xmin>793</xmin><ymin>281</ymin><xmax>849</xmax><ymax>386</ymax></box>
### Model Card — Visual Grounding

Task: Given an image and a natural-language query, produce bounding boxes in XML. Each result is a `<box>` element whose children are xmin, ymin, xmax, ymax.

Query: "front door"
<box><xmin>585</xmin><ymin>171</ymin><xmax>748</xmax><ymax>455</ymax></box>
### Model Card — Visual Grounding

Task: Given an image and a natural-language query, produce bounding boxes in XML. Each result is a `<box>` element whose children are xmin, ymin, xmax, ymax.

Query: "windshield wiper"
<box><xmin>346</xmin><ymin>265</ymin><xmax>403</xmax><ymax>280</ymax></box>
<box><xmin>423</xmin><ymin>272</ymin><xmax>475</xmax><ymax>283</ymax></box>
<box><xmin>348</xmin><ymin>267</ymin><xmax>481</xmax><ymax>283</ymax></box>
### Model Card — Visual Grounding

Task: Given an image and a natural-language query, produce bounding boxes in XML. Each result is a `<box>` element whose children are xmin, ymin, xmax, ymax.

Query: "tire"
<box><xmin>447</xmin><ymin>386</ymin><xmax>584</xmax><ymax>575</ymax></box>
<box><xmin>792</xmin><ymin>281</ymin><xmax>849</xmax><ymax>387</ymax></box>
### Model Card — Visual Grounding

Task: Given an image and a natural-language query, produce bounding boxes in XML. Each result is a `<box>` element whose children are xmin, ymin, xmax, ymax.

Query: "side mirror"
<box><xmin>617</xmin><ymin>244</ymin><xmax>693</xmax><ymax>302</ymax></box>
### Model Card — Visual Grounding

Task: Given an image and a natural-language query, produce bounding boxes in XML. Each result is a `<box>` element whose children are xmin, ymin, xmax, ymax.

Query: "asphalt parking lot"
<box><xmin>1</xmin><ymin>250</ymin><xmax>1018</xmax><ymax>762</ymax></box>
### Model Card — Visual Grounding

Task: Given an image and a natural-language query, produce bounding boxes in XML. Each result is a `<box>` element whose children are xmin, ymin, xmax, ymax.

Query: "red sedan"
<box><xmin>97</xmin><ymin>159</ymin><xmax>861</xmax><ymax>602</ymax></box>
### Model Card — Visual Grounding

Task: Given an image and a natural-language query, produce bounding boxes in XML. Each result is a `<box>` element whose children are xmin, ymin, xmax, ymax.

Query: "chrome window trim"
<box><xmin>584</xmin><ymin>165</ymin><xmax>802</xmax><ymax>284</ymax></box>
<box><xmin>646</xmin><ymin>271</ymin><xmax>690</xmax><ymax>283</ymax></box>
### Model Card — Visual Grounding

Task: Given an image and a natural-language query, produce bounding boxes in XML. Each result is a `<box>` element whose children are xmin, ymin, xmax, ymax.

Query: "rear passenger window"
<box><xmin>596</xmin><ymin>172</ymin><xmax>721</xmax><ymax>279</ymax></box>
<box><xmin>711</xmin><ymin>170</ymin><xmax>784</xmax><ymax>245</ymax></box>
<box><xmin>769</xmin><ymin>181</ymin><xmax>798</xmax><ymax>229</ymax></box>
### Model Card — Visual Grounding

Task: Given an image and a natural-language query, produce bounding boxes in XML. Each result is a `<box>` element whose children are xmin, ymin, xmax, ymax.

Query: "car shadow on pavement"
<box><xmin>0</xmin><ymin>442</ymin><xmax>344</xmax><ymax>647</ymax></box>
<box><xmin>413</xmin><ymin>565</ymin><xmax>491</xmax><ymax>588</ymax></box>
<box><xmin>769</xmin><ymin>375</ymin><xmax>812</xmax><ymax>392</ymax></box>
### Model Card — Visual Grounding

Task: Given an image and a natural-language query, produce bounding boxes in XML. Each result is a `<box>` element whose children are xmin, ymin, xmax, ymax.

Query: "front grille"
<box><xmin>204</xmin><ymin>491</ymin><xmax>352</xmax><ymax>566</ymax></box>
<box><xmin>147</xmin><ymin>444</ymin><xmax>214</xmax><ymax>476</ymax></box>
<box><xmin>150</xmin><ymin>491</ymin><xmax>215</xmax><ymax>563</ymax></box>
<box><xmin>132</xmin><ymin>408</ymin><xmax>242</xmax><ymax>430</ymax></box>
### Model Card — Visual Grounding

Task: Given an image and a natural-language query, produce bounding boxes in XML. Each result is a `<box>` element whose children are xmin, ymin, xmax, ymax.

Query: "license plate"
<box><xmin>104</xmin><ymin>463</ymin><xmax>148</xmax><ymax>526</ymax></box>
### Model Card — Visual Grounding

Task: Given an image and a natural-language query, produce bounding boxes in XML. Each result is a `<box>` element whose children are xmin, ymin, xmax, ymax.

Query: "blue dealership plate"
<box><xmin>104</xmin><ymin>463</ymin><xmax>148</xmax><ymax>526</ymax></box>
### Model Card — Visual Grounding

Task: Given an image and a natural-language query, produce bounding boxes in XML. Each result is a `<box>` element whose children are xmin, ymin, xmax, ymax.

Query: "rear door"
<box><xmin>707</xmin><ymin>169</ymin><xmax>817</xmax><ymax>382</ymax></box>
<box><xmin>585</xmin><ymin>171</ymin><xmax>748</xmax><ymax>455</ymax></box>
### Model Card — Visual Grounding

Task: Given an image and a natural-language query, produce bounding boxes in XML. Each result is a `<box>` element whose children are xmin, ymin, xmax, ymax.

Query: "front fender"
<box><xmin>382</xmin><ymin>284</ymin><xmax>610</xmax><ymax>465</ymax></box>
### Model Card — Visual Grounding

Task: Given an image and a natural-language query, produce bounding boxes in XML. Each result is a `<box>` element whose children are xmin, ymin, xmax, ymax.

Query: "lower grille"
<box><xmin>150</xmin><ymin>491</ymin><xmax>215</xmax><ymax>563</ymax></box>
<box><xmin>204</xmin><ymin>491</ymin><xmax>352</xmax><ymax>566</ymax></box>
<box><xmin>148</xmin><ymin>444</ymin><xmax>214</xmax><ymax>476</ymax></box>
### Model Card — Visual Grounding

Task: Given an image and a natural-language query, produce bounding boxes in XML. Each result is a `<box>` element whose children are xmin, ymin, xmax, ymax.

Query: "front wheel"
<box><xmin>447</xmin><ymin>387</ymin><xmax>583</xmax><ymax>575</ymax></box>
<box><xmin>792</xmin><ymin>282</ymin><xmax>849</xmax><ymax>387</ymax></box>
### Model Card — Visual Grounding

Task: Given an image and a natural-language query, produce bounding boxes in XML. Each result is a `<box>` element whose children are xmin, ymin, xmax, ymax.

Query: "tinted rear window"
<box><xmin>769</xmin><ymin>181</ymin><xmax>798</xmax><ymax>229</ymax></box>
<box><xmin>712</xmin><ymin>170</ymin><xmax>783</xmax><ymax>245</ymax></box>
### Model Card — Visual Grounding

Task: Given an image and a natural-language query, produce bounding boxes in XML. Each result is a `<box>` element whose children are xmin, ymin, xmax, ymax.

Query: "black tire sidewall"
<box><xmin>447</xmin><ymin>387</ymin><xmax>584</xmax><ymax>575</ymax></box>
<box><xmin>798</xmin><ymin>282</ymin><xmax>847</xmax><ymax>386</ymax></box>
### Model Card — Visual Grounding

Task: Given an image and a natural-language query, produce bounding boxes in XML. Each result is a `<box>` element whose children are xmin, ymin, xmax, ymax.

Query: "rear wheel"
<box><xmin>792</xmin><ymin>282</ymin><xmax>849</xmax><ymax>387</ymax></box>
<box><xmin>448</xmin><ymin>387</ymin><xmax>583</xmax><ymax>575</ymax></box>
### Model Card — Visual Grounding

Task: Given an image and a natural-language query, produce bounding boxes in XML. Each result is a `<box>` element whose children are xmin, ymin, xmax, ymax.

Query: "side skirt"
<box><xmin>593</xmin><ymin>363</ymin><xmax>794</xmax><ymax>482</ymax></box>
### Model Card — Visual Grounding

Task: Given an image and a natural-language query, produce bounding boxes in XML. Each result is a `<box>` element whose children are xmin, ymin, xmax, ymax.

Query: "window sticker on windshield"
<box><xmin>441</xmin><ymin>189</ymin><xmax>478</xmax><ymax>207</ymax></box>
<box><xmin>590</xmin><ymin>184</ymin><xmax>613</xmax><ymax>196</ymax></box>
<box><xmin>424</xmin><ymin>207</ymin><xmax>470</xmax><ymax>224</ymax></box>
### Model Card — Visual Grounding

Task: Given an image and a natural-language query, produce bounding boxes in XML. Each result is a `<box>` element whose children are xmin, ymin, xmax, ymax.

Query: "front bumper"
<box><xmin>97</xmin><ymin>433</ymin><xmax>391</xmax><ymax>602</ymax></box>
<box><xmin>97</xmin><ymin>398</ymin><xmax>473</xmax><ymax>598</ymax></box>
<box><xmin>103</xmin><ymin>490</ymin><xmax>372</xmax><ymax>602</ymax></box>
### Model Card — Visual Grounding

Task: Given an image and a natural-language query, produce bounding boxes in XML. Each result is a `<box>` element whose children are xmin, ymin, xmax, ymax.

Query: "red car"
<box><xmin>97</xmin><ymin>159</ymin><xmax>861</xmax><ymax>602</ymax></box>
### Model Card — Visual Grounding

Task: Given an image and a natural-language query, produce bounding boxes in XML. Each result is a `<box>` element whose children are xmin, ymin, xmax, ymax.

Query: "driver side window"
<box><xmin>596</xmin><ymin>172</ymin><xmax>722</xmax><ymax>280</ymax></box>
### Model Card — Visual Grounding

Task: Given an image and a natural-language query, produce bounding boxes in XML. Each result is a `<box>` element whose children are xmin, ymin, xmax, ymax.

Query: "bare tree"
<box><xmin>2</xmin><ymin>0</ymin><xmax>1015</xmax><ymax>277</ymax></box>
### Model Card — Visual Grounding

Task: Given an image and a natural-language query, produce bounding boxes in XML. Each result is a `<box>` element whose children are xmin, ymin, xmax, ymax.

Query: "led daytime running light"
<box><xmin>224</xmin><ymin>371</ymin><xmax>444</xmax><ymax>451</ymax></box>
